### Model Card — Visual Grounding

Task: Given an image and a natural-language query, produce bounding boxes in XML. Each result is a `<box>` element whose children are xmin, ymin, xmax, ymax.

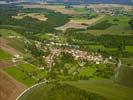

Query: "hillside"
<box><xmin>0</xmin><ymin>3</ymin><xmax>132</xmax><ymax>100</ymax></box>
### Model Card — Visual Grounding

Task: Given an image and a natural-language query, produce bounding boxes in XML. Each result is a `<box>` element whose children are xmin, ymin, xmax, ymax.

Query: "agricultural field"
<box><xmin>0</xmin><ymin>70</ymin><xmax>25</xmax><ymax>100</ymax></box>
<box><xmin>56</xmin><ymin>15</ymin><xmax>104</xmax><ymax>31</ymax></box>
<box><xmin>20</xmin><ymin>4</ymin><xmax>77</xmax><ymax>15</ymax></box>
<box><xmin>86</xmin><ymin>16</ymin><xmax>133</xmax><ymax>35</ymax></box>
<box><xmin>0</xmin><ymin>49</ymin><xmax>11</xmax><ymax>60</ymax></box>
<box><xmin>67</xmin><ymin>80</ymin><xmax>133</xmax><ymax>100</ymax></box>
<box><xmin>4</xmin><ymin>63</ymin><xmax>47</xmax><ymax>86</ymax></box>
<box><xmin>19</xmin><ymin>82</ymin><xmax>107</xmax><ymax>100</ymax></box>
<box><xmin>0</xmin><ymin>3</ymin><xmax>133</xmax><ymax>100</ymax></box>
<box><xmin>12</xmin><ymin>13</ymin><xmax>47</xmax><ymax>21</ymax></box>
<box><xmin>19</xmin><ymin>79</ymin><xmax>133</xmax><ymax>100</ymax></box>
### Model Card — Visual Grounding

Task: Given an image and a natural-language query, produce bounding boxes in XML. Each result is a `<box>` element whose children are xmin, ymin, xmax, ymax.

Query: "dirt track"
<box><xmin>0</xmin><ymin>70</ymin><xmax>26</xmax><ymax>100</ymax></box>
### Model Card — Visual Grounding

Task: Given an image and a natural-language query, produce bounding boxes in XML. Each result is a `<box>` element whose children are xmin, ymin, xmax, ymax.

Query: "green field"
<box><xmin>0</xmin><ymin>4</ymin><xmax>132</xmax><ymax>100</ymax></box>
<box><xmin>69</xmin><ymin>7</ymin><xmax>94</xmax><ymax>14</ymax></box>
<box><xmin>0</xmin><ymin>49</ymin><xmax>11</xmax><ymax>60</ymax></box>
<box><xmin>0</xmin><ymin>29</ymin><xmax>22</xmax><ymax>37</ymax></box>
<box><xmin>19</xmin><ymin>82</ymin><xmax>107</xmax><ymax>100</ymax></box>
<box><xmin>88</xmin><ymin>20</ymin><xmax>114</xmax><ymax>30</ymax></box>
<box><xmin>4</xmin><ymin>63</ymin><xmax>47</xmax><ymax>86</ymax></box>
<box><xmin>79</xmin><ymin>66</ymin><xmax>96</xmax><ymax>78</ymax></box>
<box><xmin>67</xmin><ymin>80</ymin><xmax>133</xmax><ymax>100</ymax></box>
<box><xmin>117</xmin><ymin>66</ymin><xmax>133</xmax><ymax>87</ymax></box>
<box><xmin>121</xmin><ymin>58</ymin><xmax>133</xmax><ymax>66</ymax></box>
<box><xmin>4</xmin><ymin>67</ymin><xmax>36</xmax><ymax>86</ymax></box>
<box><xmin>18</xmin><ymin>79</ymin><xmax>133</xmax><ymax>100</ymax></box>
<box><xmin>7</xmin><ymin>38</ymin><xmax>25</xmax><ymax>53</ymax></box>
<box><xmin>86</xmin><ymin>16</ymin><xmax>133</xmax><ymax>35</ymax></box>
<box><xmin>83</xmin><ymin>45</ymin><xmax>117</xmax><ymax>52</ymax></box>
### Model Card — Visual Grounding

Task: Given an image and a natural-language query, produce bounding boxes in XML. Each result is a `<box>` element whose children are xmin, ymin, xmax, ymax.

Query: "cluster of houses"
<box><xmin>12</xmin><ymin>54</ymin><xmax>23</xmax><ymax>64</ymax></box>
<box><xmin>63</xmin><ymin>48</ymin><xmax>112</xmax><ymax>64</ymax></box>
<box><xmin>44</xmin><ymin>48</ymin><xmax>112</xmax><ymax>68</ymax></box>
<box><xmin>93</xmin><ymin>7</ymin><xmax>133</xmax><ymax>17</ymax></box>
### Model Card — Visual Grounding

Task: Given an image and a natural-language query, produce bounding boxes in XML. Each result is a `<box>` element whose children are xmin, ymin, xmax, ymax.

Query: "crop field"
<box><xmin>117</xmin><ymin>66</ymin><xmax>133</xmax><ymax>87</ymax></box>
<box><xmin>20</xmin><ymin>4</ymin><xmax>77</xmax><ymax>15</ymax></box>
<box><xmin>12</xmin><ymin>13</ymin><xmax>48</xmax><ymax>21</ymax></box>
<box><xmin>0</xmin><ymin>29</ymin><xmax>22</xmax><ymax>37</ymax></box>
<box><xmin>67</xmin><ymin>80</ymin><xmax>133</xmax><ymax>100</ymax></box>
<box><xmin>82</xmin><ymin>45</ymin><xmax>133</xmax><ymax>53</ymax></box>
<box><xmin>0</xmin><ymin>29</ymin><xmax>25</xmax><ymax>53</ymax></box>
<box><xmin>0</xmin><ymin>3</ymin><xmax>132</xmax><ymax>100</ymax></box>
<box><xmin>0</xmin><ymin>49</ymin><xmax>11</xmax><ymax>60</ymax></box>
<box><xmin>86</xmin><ymin>16</ymin><xmax>133</xmax><ymax>35</ymax></box>
<box><xmin>88</xmin><ymin>20</ymin><xmax>114</xmax><ymax>30</ymax></box>
<box><xmin>0</xmin><ymin>70</ymin><xmax>25</xmax><ymax>100</ymax></box>
<box><xmin>68</xmin><ymin>7</ymin><xmax>91</xmax><ymax>14</ymax></box>
<box><xmin>18</xmin><ymin>79</ymin><xmax>133</xmax><ymax>100</ymax></box>
<box><xmin>19</xmin><ymin>82</ymin><xmax>107</xmax><ymax>100</ymax></box>
<box><xmin>6</xmin><ymin>38</ymin><xmax>25</xmax><ymax>53</ymax></box>
<box><xmin>121</xmin><ymin>58</ymin><xmax>133</xmax><ymax>66</ymax></box>
<box><xmin>79</xmin><ymin>66</ymin><xmax>96</xmax><ymax>78</ymax></box>
<box><xmin>4</xmin><ymin>64</ymin><xmax>47</xmax><ymax>86</ymax></box>
<box><xmin>0</xmin><ymin>38</ymin><xmax>23</xmax><ymax>55</ymax></box>
<box><xmin>56</xmin><ymin>15</ymin><xmax>104</xmax><ymax>31</ymax></box>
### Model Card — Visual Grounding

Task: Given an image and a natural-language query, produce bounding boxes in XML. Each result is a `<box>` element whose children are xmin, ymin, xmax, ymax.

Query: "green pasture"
<box><xmin>4</xmin><ymin>63</ymin><xmax>47</xmax><ymax>86</ymax></box>
<box><xmin>4</xmin><ymin>67</ymin><xmax>36</xmax><ymax>86</ymax></box>
<box><xmin>117</xmin><ymin>66</ymin><xmax>133</xmax><ymax>87</ymax></box>
<box><xmin>79</xmin><ymin>66</ymin><xmax>96</xmax><ymax>77</ymax></box>
<box><xmin>86</xmin><ymin>16</ymin><xmax>133</xmax><ymax>35</ymax></box>
<box><xmin>6</xmin><ymin>38</ymin><xmax>25</xmax><ymax>53</ymax></box>
<box><xmin>18</xmin><ymin>79</ymin><xmax>133</xmax><ymax>100</ymax></box>
<box><xmin>19</xmin><ymin>82</ymin><xmax>107</xmax><ymax>100</ymax></box>
<box><xmin>67</xmin><ymin>80</ymin><xmax>133</xmax><ymax>100</ymax></box>
<box><xmin>0</xmin><ymin>49</ymin><xmax>11</xmax><ymax>60</ymax></box>
<box><xmin>0</xmin><ymin>29</ymin><xmax>22</xmax><ymax>37</ymax></box>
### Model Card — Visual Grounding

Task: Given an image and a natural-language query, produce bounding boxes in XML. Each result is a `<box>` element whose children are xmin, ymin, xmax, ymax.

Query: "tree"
<box><xmin>129</xmin><ymin>20</ymin><xmax>133</xmax><ymax>30</ymax></box>
<box><xmin>118</xmin><ymin>42</ymin><xmax>125</xmax><ymax>52</ymax></box>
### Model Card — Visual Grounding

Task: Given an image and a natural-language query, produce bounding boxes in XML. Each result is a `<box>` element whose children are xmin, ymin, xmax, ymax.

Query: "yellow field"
<box><xmin>56</xmin><ymin>15</ymin><xmax>104</xmax><ymax>31</ymax></box>
<box><xmin>12</xmin><ymin>13</ymin><xmax>47</xmax><ymax>21</ymax></box>
<box><xmin>20</xmin><ymin>4</ymin><xmax>77</xmax><ymax>15</ymax></box>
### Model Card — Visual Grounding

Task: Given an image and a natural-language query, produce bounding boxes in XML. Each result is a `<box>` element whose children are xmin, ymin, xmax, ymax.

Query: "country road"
<box><xmin>115</xmin><ymin>59</ymin><xmax>122</xmax><ymax>79</ymax></box>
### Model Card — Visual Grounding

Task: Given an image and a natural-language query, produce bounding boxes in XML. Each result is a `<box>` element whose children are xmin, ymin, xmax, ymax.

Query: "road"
<box><xmin>115</xmin><ymin>59</ymin><xmax>122</xmax><ymax>79</ymax></box>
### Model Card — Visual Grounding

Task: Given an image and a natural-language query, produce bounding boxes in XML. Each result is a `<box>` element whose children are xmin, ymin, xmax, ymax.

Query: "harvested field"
<box><xmin>56</xmin><ymin>15</ymin><xmax>104</xmax><ymax>31</ymax></box>
<box><xmin>12</xmin><ymin>13</ymin><xmax>47</xmax><ymax>21</ymax></box>
<box><xmin>0</xmin><ymin>70</ymin><xmax>25</xmax><ymax>100</ymax></box>
<box><xmin>20</xmin><ymin>4</ymin><xmax>77</xmax><ymax>15</ymax></box>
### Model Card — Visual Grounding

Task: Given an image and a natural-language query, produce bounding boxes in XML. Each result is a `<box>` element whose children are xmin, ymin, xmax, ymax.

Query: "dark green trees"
<box><xmin>129</xmin><ymin>20</ymin><xmax>133</xmax><ymax>30</ymax></box>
